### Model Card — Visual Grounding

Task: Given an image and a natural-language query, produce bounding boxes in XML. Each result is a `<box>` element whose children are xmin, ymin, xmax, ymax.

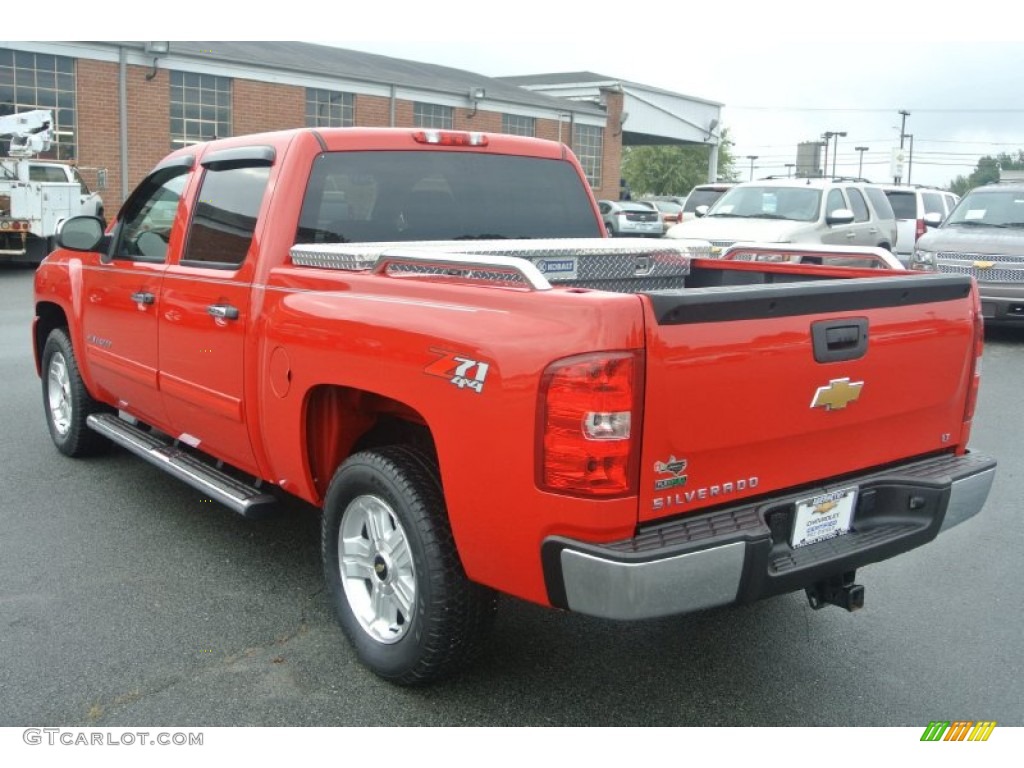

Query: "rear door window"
<box><xmin>28</xmin><ymin>165</ymin><xmax>68</xmax><ymax>183</ymax></box>
<box><xmin>182</xmin><ymin>164</ymin><xmax>272</xmax><ymax>268</ymax></box>
<box><xmin>885</xmin><ymin>190</ymin><xmax>916</xmax><ymax>219</ymax></box>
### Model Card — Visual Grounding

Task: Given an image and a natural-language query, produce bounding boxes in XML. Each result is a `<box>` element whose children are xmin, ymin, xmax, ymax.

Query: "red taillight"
<box><xmin>915</xmin><ymin>218</ymin><xmax>926</xmax><ymax>241</ymax></box>
<box><xmin>412</xmin><ymin>130</ymin><xmax>488</xmax><ymax>147</ymax></box>
<box><xmin>538</xmin><ymin>351</ymin><xmax>643</xmax><ymax>497</ymax></box>
<box><xmin>960</xmin><ymin>288</ymin><xmax>984</xmax><ymax>451</ymax></box>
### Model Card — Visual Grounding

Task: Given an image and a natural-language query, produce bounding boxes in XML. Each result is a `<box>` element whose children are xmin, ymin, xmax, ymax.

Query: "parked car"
<box><xmin>912</xmin><ymin>181</ymin><xmax>1024</xmax><ymax>324</ymax></box>
<box><xmin>598</xmin><ymin>199</ymin><xmax>664</xmax><ymax>237</ymax></box>
<box><xmin>680</xmin><ymin>183</ymin><xmax>734</xmax><ymax>222</ymax></box>
<box><xmin>645</xmin><ymin>194</ymin><xmax>686</xmax><ymax>206</ymax></box>
<box><xmin>665</xmin><ymin>178</ymin><xmax>897</xmax><ymax>253</ymax></box>
<box><xmin>637</xmin><ymin>199</ymin><xmax>683</xmax><ymax>226</ymax></box>
<box><xmin>881</xmin><ymin>185</ymin><xmax>960</xmax><ymax>265</ymax></box>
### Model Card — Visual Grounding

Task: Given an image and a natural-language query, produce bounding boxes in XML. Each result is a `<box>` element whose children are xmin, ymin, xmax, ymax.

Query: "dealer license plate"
<box><xmin>790</xmin><ymin>487</ymin><xmax>857</xmax><ymax>548</ymax></box>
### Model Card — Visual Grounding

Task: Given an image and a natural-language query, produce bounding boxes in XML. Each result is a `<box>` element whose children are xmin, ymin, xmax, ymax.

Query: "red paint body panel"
<box><xmin>255</xmin><ymin>271</ymin><xmax>645</xmax><ymax>602</ymax></box>
<box><xmin>32</xmin><ymin>127</ymin><xmax>983</xmax><ymax>610</ymax></box>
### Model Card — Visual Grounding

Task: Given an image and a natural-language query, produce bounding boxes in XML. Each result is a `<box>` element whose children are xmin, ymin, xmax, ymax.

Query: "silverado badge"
<box><xmin>811</xmin><ymin>378</ymin><xmax>864</xmax><ymax>411</ymax></box>
<box><xmin>654</xmin><ymin>456</ymin><xmax>688</xmax><ymax>491</ymax></box>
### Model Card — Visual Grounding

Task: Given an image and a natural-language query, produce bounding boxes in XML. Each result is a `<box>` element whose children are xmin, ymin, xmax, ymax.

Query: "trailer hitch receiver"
<box><xmin>806</xmin><ymin>571</ymin><xmax>864</xmax><ymax>612</ymax></box>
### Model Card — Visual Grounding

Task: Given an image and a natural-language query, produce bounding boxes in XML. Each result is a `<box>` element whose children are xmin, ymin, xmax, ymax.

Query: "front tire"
<box><xmin>322</xmin><ymin>446</ymin><xmax>496</xmax><ymax>685</ymax></box>
<box><xmin>41</xmin><ymin>328</ymin><xmax>110</xmax><ymax>457</ymax></box>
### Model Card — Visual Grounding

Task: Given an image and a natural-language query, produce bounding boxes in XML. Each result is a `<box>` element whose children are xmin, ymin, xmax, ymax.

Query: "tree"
<box><xmin>949</xmin><ymin>151</ymin><xmax>1024</xmax><ymax>196</ymax></box>
<box><xmin>620</xmin><ymin>128</ymin><xmax>738</xmax><ymax>197</ymax></box>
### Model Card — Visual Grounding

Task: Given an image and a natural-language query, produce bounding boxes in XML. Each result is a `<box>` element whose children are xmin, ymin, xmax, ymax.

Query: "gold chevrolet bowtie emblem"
<box><xmin>813</xmin><ymin>500</ymin><xmax>839</xmax><ymax>515</ymax></box>
<box><xmin>811</xmin><ymin>378</ymin><xmax>864</xmax><ymax>411</ymax></box>
<box><xmin>974</xmin><ymin>260</ymin><xmax>994</xmax><ymax>269</ymax></box>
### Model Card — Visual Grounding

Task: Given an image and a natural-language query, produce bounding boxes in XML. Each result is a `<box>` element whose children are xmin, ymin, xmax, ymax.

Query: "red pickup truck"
<box><xmin>33</xmin><ymin>127</ymin><xmax>996</xmax><ymax>685</ymax></box>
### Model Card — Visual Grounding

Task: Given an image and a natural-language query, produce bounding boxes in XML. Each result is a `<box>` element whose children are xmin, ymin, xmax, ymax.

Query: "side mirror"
<box><xmin>923</xmin><ymin>212</ymin><xmax>943</xmax><ymax>228</ymax></box>
<box><xmin>826</xmin><ymin>208</ymin><xmax>855</xmax><ymax>226</ymax></box>
<box><xmin>56</xmin><ymin>215</ymin><xmax>108</xmax><ymax>252</ymax></box>
<box><xmin>695</xmin><ymin>205</ymin><xmax>709</xmax><ymax>218</ymax></box>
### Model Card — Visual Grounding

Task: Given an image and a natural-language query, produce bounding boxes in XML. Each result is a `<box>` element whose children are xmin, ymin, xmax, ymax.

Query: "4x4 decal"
<box><xmin>425</xmin><ymin>349</ymin><xmax>490</xmax><ymax>394</ymax></box>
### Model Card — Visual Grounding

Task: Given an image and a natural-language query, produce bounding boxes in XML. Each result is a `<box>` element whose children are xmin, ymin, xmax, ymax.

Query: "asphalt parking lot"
<box><xmin>1</xmin><ymin>264</ymin><xmax>1021</xmax><ymax>727</ymax></box>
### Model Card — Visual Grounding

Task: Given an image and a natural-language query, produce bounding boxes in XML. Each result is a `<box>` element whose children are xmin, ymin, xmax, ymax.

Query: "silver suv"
<box><xmin>913</xmin><ymin>182</ymin><xmax>1024</xmax><ymax>324</ymax></box>
<box><xmin>665</xmin><ymin>178</ymin><xmax>897</xmax><ymax>254</ymax></box>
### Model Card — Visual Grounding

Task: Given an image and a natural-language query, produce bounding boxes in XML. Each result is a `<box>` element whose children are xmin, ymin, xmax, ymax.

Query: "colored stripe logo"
<box><xmin>921</xmin><ymin>721</ymin><xmax>997</xmax><ymax>741</ymax></box>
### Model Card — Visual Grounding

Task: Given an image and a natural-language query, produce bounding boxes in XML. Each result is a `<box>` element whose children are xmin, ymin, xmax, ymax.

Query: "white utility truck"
<box><xmin>1</xmin><ymin>109</ymin><xmax>104</xmax><ymax>264</ymax></box>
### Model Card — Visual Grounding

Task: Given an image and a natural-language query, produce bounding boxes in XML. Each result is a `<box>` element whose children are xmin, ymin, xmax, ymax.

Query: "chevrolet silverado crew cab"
<box><xmin>34</xmin><ymin>127</ymin><xmax>996</xmax><ymax>685</ymax></box>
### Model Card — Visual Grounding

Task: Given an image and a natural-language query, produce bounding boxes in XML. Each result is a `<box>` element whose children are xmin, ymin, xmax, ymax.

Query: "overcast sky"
<box><xmin>64</xmin><ymin>1</ymin><xmax>1024</xmax><ymax>188</ymax></box>
<box><xmin>332</xmin><ymin>36</ymin><xmax>1024</xmax><ymax>189</ymax></box>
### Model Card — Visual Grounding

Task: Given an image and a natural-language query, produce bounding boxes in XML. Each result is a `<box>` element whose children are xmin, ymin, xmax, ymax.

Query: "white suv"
<box><xmin>881</xmin><ymin>185</ymin><xmax>960</xmax><ymax>265</ymax></box>
<box><xmin>665</xmin><ymin>178</ymin><xmax>897</xmax><ymax>254</ymax></box>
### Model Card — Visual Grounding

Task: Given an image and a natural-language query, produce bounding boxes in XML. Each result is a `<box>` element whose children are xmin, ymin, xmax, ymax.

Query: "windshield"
<box><xmin>295</xmin><ymin>150</ymin><xmax>602</xmax><ymax>243</ymax></box>
<box><xmin>708</xmin><ymin>186</ymin><xmax>822</xmax><ymax>222</ymax></box>
<box><xmin>945</xmin><ymin>188</ymin><xmax>1024</xmax><ymax>227</ymax></box>
<box><xmin>72</xmin><ymin>168</ymin><xmax>91</xmax><ymax>195</ymax></box>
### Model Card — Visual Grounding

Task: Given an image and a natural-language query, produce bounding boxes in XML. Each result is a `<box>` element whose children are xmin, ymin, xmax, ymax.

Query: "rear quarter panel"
<box><xmin>257</xmin><ymin>270</ymin><xmax>647</xmax><ymax>605</ymax></box>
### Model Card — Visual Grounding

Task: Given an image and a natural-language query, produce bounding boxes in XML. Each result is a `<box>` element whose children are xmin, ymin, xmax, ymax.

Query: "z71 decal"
<box><xmin>425</xmin><ymin>350</ymin><xmax>491</xmax><ymax>394</ymax></box>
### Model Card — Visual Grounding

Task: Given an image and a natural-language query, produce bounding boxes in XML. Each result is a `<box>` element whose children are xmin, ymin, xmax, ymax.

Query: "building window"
<box><xmin>306</xmin><ymin>88</ymin><xmax>354</xmax><ymax>128</ymax></box>
<box><xmin>170</xmin><ymin>71</ymin><xmax>231</xmax><ymax>149</ymax></box>
<box><xmin>413</xmin><ymin>102</ymin><xmax>453</xmax><ymax>129</ymax></box>
<box><xmin>574</xmin><ymin>124</ymin><xmax>604</xmax><ymax>188</ymax></box>
<box><xmin>502</xmin><ymin>114</ymin><xmax>535</xmax><ymax>137</ymax></box>
<box><xmin>0</xmin><ymin>49</ymin><xmax>77</xmax><ymax>160</ymax></box>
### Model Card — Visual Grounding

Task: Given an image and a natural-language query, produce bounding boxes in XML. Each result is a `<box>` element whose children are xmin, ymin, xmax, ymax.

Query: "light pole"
<box><xmin>896</xmin><ymin>109</ymin><xmax>910</xmax><ymax>184</ymax></box>
<box><xmin>830</xmin><ymin>131</ymin><xmax>847</xmax><ymax>178</ymax></box>
<box><xmin>747</xmin><ymin>155</ymin><xmax>758</xmax><ymax>181</ymax></box>
<box><xmin>905</xmin><ymin>134</ymin><xmax>914</xmax><ymax>185</ymax></box>
<box><xmin>821</xmin><ymin>133</ymin><xmax>832</xmax><ymax>178</ymax></box>
<box><xmin>785</xmin><ymin>163</ymin><xmax>795</xmax><ymax>178</ymax></box>
<box><xmin>855</xmin><ymin>146</ymin><xmax>869</xmax><ymax>178</ymax></box>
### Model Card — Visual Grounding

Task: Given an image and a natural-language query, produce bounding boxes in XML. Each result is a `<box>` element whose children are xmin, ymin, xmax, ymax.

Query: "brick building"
<box><xmin>0</xmin><ymin>41</ymin><xmax>723</xmax><ymax>208</ymax></box>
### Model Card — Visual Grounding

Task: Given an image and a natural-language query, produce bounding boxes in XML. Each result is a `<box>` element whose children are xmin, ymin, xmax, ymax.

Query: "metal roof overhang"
<box><xmin>618</xmin><ymin>84</ymin><xmax>722</xmax><ymax>146</ymax></box>
<box><xmin>510</xmin><ymin>78</ymin><xmax>723</xmax><ymax>147</ymax></box>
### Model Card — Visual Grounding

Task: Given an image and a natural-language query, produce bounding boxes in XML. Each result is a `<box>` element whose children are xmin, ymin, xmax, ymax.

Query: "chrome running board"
<box><xmin>86</xmin><ymin>413</ymin><xmax>279</xmax><ymax>519</ymax></box>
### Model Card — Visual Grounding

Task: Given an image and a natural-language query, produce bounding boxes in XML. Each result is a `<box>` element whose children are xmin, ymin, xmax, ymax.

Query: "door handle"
<box><xmin>131</xmin><ymin>291</ymin><xmax>155</xmax><ymax>305</ymax></box>
<box><xmin>207</xmin><ymin>303</ymin><xmax>240</xmax><ymax>320</ymax></box>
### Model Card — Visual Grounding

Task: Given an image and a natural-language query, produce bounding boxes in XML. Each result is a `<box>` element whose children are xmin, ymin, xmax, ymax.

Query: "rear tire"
<box><xmin>321</xmin><ymin>445</ymin><xmax>496</xmax><ymax>685</ymax></box>
<box><xmin>40</xmin><ymin>328</ymin><xmax>110</xmax><ymax>457</ymax></box>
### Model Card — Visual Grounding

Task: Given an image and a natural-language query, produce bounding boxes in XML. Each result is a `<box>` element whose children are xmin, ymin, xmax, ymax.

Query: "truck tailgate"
<box><xmin>638</xmin><ymin>274</ymin><xmax>976</xmax><ymax>523</ymax></box>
